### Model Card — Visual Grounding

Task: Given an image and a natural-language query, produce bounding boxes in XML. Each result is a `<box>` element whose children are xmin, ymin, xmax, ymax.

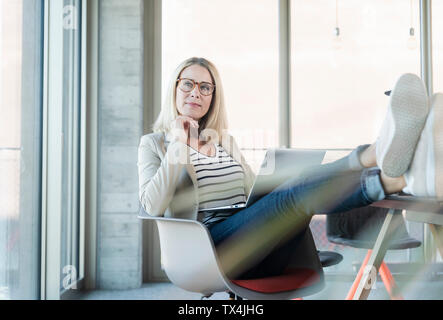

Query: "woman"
<box><xmin>138</xmin><ymin>57</ymin><xmax>440</xmax><ymax>280</ymax></box>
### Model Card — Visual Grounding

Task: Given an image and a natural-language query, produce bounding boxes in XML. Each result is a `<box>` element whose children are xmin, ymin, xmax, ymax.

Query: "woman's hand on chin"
<box><xmin>170</xmin><ymin>115</ymin><xmax>199</xmax><ymax>145</ymax></box>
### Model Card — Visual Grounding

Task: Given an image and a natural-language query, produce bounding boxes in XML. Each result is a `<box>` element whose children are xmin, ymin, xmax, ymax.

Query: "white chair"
<box><xmin>139</xmin><ymin>208</ymin><xmax>326</xmax><ymax>300</ymax></box>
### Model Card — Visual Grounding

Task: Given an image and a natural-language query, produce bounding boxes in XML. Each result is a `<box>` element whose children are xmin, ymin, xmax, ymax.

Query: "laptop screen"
<box><xmin>246</xmin><ymin>148</ymin><xmax>326</xmax><ymax>207</ymax></box>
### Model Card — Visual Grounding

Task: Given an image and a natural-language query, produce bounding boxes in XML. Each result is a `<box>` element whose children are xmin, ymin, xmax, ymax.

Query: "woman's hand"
<box><xmin>170</xmin><ymin>115</ymin><xmax>199</xmax><ymax>145</ymax></box>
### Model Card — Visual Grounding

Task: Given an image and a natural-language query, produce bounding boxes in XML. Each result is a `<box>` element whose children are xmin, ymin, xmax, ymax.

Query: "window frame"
<box><xmin>0</xmin><ymin>0</ymin><xmax>45</xmax><ymax>300</ymax></box>
<box><xmin>41</xmin><ymin>0</ymin><xmax>86</xmax><ymax>299</ymax></box>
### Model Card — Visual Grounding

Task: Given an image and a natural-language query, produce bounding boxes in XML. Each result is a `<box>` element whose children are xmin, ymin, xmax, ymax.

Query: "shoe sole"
<box><xmin>378</xmin><ymin>74</ymin><xmax>429</xmax><ymax>177</ymax></box>
<box><xmin>434</xmin><ymin>94</ymin><xmax>443</xmax><ymax>198</ymax></box>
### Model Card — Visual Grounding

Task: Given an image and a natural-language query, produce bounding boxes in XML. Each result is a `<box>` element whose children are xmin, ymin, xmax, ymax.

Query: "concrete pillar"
<box><xmin>97</xmin><ymin>0</ymin><xmax>144</xmax><ymax>289</ymax></box>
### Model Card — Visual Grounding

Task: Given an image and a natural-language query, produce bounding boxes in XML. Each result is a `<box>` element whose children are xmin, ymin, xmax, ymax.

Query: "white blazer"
<box><xmin>138</xmin><ymin>131</ymin><xmax>256</xmax><ymax>220</ymax></box>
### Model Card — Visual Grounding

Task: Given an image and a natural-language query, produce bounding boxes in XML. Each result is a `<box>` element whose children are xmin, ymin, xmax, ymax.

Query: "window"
<box><xmin>291</xmin><ymin>0</ymin><xmax>421</xmax><ymax>149</ymax></box>
<box><xmin>60</xmin><ymin>0</ymin><xmax>82</xmax><ymax>292</ymax></box>
<box><xmin>290</xmin><ymin>0</ymin><xmax>423</xmax><ymax>271</ymax></box>
<box><xmin>432</xmin><ymin>0</ymin><xmax>443</xmax><ymax>93</ymax></box>
<box><xmin>42</xmin><ymin>0</ymin><xmax>84</xmax><ymax>298</ymax></box>
<box><xmin>0</xmin><ymin>0</ymin><xmax>44</xmax><ymax>299</ymax></box>
<box><xmin>162</xmin><ymin>0</ymin><xmax>279</xmax><ymax>173</ymax></box>
<box><xmin>432</xmin><ymin>0</ymin><xmax>442</xmax><ymax>262</ymax></box>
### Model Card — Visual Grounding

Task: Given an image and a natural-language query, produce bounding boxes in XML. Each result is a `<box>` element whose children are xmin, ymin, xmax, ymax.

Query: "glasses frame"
<box><xmin>176</xmin><ymin>78</ymin><xmax>216</xmax><ymax>96</ymax></box>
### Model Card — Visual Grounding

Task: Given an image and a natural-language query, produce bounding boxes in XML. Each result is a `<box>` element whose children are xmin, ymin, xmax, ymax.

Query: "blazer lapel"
<box><xmin>164</xmin><ymin>132</ymin><xmax>198</xmax><ymax>188</ymax></box>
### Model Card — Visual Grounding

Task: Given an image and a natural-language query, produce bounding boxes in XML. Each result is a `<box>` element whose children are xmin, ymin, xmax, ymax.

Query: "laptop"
<box><xmin>198</xmin><ymin>148</ymin><xmax>326</xmax><ymax>213</ymax></box>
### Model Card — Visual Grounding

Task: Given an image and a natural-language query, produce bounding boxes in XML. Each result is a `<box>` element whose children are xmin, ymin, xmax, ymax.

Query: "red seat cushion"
<box><xmin>231</xmin><ymin>268</ymin><xmax>320</xmax><ymax>293</ymax></box>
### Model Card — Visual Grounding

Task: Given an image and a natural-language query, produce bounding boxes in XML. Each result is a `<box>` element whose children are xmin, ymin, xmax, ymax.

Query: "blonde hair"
<box><xmin>152</xmin><ymin>57</ymin><xmax>229</xmax><ymax>141</ymax></box>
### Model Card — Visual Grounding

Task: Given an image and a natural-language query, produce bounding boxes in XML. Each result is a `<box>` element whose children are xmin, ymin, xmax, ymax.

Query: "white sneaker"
<box><xmin>376</xmin><ymin>73</ymin><xmax>429</xmax><ymax>177</ymax></box>
<box><xmin>403</xmin><ymin>93</ymin><xmax>443</xmax><ymax>198</ymax></box>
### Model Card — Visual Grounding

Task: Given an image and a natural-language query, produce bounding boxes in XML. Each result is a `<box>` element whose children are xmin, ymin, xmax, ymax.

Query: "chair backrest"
<box><xmin>149</xmin><ymin>216</ymin><xmax>229</xmax><ymax>295</ymax></box>
<box><xmin>326</xmin><ymin>206</ymin><xmax>420</xmax><ymax>248</ymax></box>
<box><xmin>326</xmin><ymin>206</ymin><xmax>393</xmax><ymax>241</ymax></box>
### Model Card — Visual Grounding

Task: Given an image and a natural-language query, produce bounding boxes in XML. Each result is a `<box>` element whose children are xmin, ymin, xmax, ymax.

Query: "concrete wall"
<box><xmin>97</xmin><ymin>0</ymin><xmax>144</xmax><ymax>289</ymax></box>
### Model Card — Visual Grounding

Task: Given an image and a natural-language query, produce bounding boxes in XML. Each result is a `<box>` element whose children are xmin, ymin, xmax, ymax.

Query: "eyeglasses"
<box><xmin>176</xmin><ymin>78</ymin><xmax>215</xmax><ymax>96</ymax></box>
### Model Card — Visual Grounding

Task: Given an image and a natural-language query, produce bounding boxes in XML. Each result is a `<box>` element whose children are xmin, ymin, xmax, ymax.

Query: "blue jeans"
<box><xmin>208</xmin><ymin>147</ymin><xmax>386</xmax><ymax>279</ymax></box>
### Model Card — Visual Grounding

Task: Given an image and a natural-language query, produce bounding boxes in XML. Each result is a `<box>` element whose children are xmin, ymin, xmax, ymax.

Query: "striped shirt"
<box><xmin>190</xmin><ymin>143</ymin><xmax>246</xmax><ymax>228</ymax></box>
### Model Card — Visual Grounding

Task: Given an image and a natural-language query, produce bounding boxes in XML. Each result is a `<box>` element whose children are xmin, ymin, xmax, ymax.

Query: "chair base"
<box><xmin>318</xmin><ymin>251</ymin><xmax>343</xmax><ymax>267</ymax></box>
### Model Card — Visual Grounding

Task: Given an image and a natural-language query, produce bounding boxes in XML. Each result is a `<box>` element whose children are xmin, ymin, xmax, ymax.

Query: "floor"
<box><xmin>70</xmin><ymin>278</ymin><xmax>443</xmax><ymax>300</ymax></box>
